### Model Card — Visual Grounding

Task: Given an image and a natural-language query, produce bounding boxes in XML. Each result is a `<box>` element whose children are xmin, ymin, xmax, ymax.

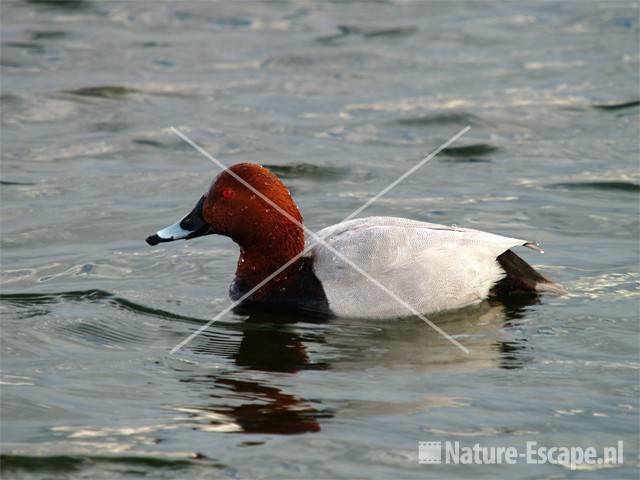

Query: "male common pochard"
<box><xmin>146</xmin><ymin>163</ymin><xmax>565</xmax><ymax>318</ymax></box>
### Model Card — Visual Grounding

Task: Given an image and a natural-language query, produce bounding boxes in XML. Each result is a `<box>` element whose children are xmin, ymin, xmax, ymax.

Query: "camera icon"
<box><xmin>419</xmin><ymin>441</ymin><xmax>442</xmax><ymax>464</ymax></box>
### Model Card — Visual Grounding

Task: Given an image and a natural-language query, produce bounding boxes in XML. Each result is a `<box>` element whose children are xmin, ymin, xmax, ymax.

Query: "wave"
<box><xmin>0</xmin><ymin>453</ymin><xmax>217</xmax><ymax>475</ymax></box>
<box><xmin>547</xmin><ymin>181</ymin><xmax>640</xmax><ymax>193</ymax></box>
<box><xmin>0</xmin><ymin>289</ymin><xmax>206</xmax><ymax>324</ymax></box>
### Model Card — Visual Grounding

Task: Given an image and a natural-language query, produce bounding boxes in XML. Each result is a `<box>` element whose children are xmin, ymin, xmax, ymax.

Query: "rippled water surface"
<box><xmin>1</xmin><ymin>1</ymin><xmax>639</xmax><ymax>478</ymax></box>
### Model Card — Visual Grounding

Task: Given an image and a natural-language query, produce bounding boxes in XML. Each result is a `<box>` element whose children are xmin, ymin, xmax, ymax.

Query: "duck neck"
<box><xmin>234</xmin><ymin>222</ymin><xmax>305</xmax><ymax>296</ymax></box>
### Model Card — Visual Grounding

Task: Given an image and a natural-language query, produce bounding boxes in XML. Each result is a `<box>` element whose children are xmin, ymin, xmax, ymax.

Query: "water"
<box><xmin>1</xmin><ymin>1</ymin><xmax>639</xmax><ymax>478</ymax></box>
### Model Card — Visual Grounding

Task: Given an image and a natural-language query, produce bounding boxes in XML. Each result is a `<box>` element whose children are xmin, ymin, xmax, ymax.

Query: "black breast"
<box><xmin>229</xmin><ymin>256</ymin><xmax>331</xmax><ymax>318</ymax></box>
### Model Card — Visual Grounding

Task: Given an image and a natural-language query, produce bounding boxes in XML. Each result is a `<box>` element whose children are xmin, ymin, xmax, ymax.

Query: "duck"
<box><xmin>146</xmin><ymin>163</ymin><xmax>565</xmax><ymax>319</ymax></box>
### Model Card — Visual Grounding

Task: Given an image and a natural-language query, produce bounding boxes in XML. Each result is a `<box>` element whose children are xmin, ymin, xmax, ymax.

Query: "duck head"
<box><xmin>146</xmin><ymin>163</ymin><xmax>305</xmax><ymax>287</ymax></box>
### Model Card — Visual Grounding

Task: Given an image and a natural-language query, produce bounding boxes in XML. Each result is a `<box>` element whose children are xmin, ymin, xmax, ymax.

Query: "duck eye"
<box><xmin>221</xmin><ymin>188</ymin><xmax>235</xmax><ymax>200</ymax></box>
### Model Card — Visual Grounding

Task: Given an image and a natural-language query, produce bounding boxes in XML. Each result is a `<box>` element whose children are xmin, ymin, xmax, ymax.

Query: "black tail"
<box><xmin>490</xmin><ymin>250</ymin><xmax>566</xmax><ymax>297</ymax></box>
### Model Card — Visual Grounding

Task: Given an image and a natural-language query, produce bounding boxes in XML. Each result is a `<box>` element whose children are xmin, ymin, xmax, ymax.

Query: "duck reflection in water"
<box><xmin>178</xmin><ymin>311</ymin><xmax>331</xmax><ymax>435</ymax></box>
<box><xmin>175</xmin><ymin>294</ymin><xmax>540</xmax><ymax>435</ymax></box>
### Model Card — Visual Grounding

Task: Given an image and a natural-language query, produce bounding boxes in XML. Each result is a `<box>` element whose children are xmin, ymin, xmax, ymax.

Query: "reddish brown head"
<box><xmin>202</xmin><ymin>163</ymin><xmax>302</xmax><ymax>243</ymax></box>
<box><xmin>146</xmin><ymin>163</ymin><xmax>305</xmax><ymax>291</ymax></box>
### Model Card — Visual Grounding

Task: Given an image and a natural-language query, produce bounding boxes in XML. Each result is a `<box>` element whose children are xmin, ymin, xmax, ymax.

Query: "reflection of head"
<box><xmin>214</xmin><ymin>378</ymin><xmax>324</xmax><ymax>434</ymax></box>
<box><xmin>182</xmin><ymin>316</ymin><xmax>332</xmax><ymax>435</ymax></box>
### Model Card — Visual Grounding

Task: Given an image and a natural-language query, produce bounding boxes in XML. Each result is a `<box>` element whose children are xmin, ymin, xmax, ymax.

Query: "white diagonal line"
<box><xmin>343</xmin><ymin>125</ymin><xmax>470</xmax><ymax>222</ymax></box>
<box><xmin>169</xmin><ymin>126</ymin><xmax>470</xmax><ymax>354</ymax></box>
<box><xmin>169</xmin><ymin>124</ymin><xmax>466</xmax><ymax>354</ymax></box>
<box><xmin>169</xmin><ymin>238</ymin><xmax>318</xmax><ymax>354</ymax></box>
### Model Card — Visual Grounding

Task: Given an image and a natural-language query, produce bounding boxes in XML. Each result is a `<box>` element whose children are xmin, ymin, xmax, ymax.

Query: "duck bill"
<box><xmin>146</xmin><ymin>195</ymin><xmax>214</xmax><ymax>246</ymax></box>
